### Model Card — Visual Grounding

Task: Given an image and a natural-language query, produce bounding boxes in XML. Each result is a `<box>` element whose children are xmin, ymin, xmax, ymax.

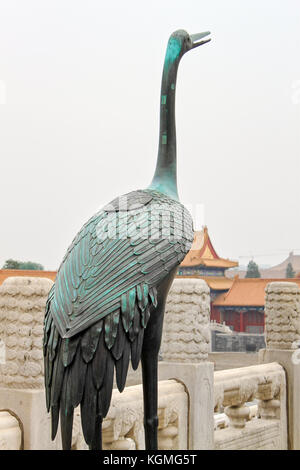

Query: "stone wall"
<box><xmin>211</xmin><ymin>331</ymin><xmax>265</xmax><ymax>353</ymax></box>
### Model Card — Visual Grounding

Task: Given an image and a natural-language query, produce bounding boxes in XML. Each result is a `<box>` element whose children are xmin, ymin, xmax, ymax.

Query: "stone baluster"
<box><xmin>161</xmin><ymin>278</ymin><xmax>211</xmax><ymax>363</ymax></box>
<box><xmin>256</xmin><ymin>379</ymin><xmax>281</xmax><ymax>421</ymax></box>
<box><xmin>224</xmin><ymin>405</ymin><xmax>250</xmax><ymax>429</ymax></box>
<box><xmin>159</xmin><ymin>278</ymin><xmax>214</xmax><ymax>450</ymax></box>
<box><xmin>258</xmin><ymin>399</ymin><xmax>280</xmax><ymax>420</ymax></box>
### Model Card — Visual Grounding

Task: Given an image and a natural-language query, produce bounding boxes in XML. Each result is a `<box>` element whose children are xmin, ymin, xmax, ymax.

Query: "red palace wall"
<box><xmin>211</xmin><ymin>306</ymin><xmax>264</xmax><ymax>334</ymax></box>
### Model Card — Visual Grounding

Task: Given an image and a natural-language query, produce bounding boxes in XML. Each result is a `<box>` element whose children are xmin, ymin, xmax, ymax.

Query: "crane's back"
<box><xmin>43</xmin><ymin>188</ymin><xmax>193</xmax><ymax>448</ymax></box>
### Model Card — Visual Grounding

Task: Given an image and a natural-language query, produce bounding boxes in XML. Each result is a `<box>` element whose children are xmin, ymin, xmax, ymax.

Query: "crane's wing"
<box><xmin>48</xmin><ymin>189</ymin><xmax>193</xmax><ymax>339</ymax></box>
<box><xmin>43</xmin><ymin>189</ymin><xmax>193</xmax><ymax>447</ymax></box>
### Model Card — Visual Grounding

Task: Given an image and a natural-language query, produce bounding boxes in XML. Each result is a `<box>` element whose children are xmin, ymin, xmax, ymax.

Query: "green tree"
<box><xmin>2</xmin><ymin>259</ymin><xmax>44</xmax><ymax>270</ymax></box>
<box><xmin>2</xmin><ymin>259</ymin><xmax>20</xmax><ymax>269</ymax></box>
<box><xmin>286</xmin><ymin>262</ymin><xmax>295</xmax><ymax>278</ymax></box>
<box><xmin>245</xmin><ymin>260</ymin><xmax>261</xmax><ymax>278</ymax></box>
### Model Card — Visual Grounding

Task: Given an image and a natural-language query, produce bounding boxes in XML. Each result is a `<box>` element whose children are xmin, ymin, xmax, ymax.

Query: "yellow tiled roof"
<box><xmin>180</xmin><ymin>227</ymin><xmax>238</xmax><ymax>269</ymax></box>
<box><xmin>213</xmin><ymin>277</ymin><xmax>300</xmax><ymax>307</ymax></box>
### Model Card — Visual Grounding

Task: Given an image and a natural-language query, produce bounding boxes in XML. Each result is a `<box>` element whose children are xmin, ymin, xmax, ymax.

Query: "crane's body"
<box><xmin>43</xmin><ymin>29</ymin><xmax>211</xmax><ymax>450</ymax></box>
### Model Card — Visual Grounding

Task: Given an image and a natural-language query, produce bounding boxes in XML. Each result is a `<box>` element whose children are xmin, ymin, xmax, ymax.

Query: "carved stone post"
<box><xmin>259</xmin><ymin>281</ymin><xmax>300</xmax><ymax>449</ymax></box>
<box><xmin>159</xmin><ymin>278</ymin><xmax>214</xmax><ymax>449</ymax></box>
<box><xmin>0</xmin><ymin>277</ymin><xmax>60</xmax><ymax>449</ymax></box>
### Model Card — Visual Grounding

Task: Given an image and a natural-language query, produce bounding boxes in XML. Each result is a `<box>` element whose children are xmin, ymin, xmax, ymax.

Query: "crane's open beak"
<box><xmin>190</xmin><ymin>31</ymin><xmax>211</xmax><ymax>49</ymax></box>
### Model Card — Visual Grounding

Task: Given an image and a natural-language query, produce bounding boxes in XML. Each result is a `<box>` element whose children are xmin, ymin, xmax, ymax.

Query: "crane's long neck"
<box><xmin>149</xmin><ymin>39</ymin><xmax>182</xmax><ymax>201</ymax></box>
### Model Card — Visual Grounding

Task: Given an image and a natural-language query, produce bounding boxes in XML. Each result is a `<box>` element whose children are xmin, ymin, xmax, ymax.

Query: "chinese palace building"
<box><xmin>212</xmin><ymin>277</ymin><xmax>300</xmax><ymax>333</ymax></box>
<box><xmin>177</xmin><ymin>226</ymin><xmax>238</xmax><ymax>301</ymax></box>
<box><xmin>176</xmin><ymin>228</ymin><xmax>300</xmax><ymax>335</ymax></box>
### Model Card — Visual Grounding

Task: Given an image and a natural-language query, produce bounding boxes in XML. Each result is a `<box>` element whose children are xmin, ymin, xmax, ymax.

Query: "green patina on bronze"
<box><xmin>43</xmin><ymin>28</ymin><xmax>211</xmax><ymax>451</ymax></box>
<box><xmin>148</xmin><ymin>33</ymin><xmax>184</xmax><ymax>200</ymax></box>
<box><xmin>149</xmin><ymin>30</ymin><xmax>210</xmax><ymax>201</ymax></box>
<box><xmin>163</xmin><ymin>36</ymin><xmax>182</xmax><ymax>73</ymax></box>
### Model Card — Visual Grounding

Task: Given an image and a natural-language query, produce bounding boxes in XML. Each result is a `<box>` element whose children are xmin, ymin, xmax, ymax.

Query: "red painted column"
<box><xmin>240</xmin><ymin>311</ymin><xmax>244</xmax><ymax>332</ymax></box>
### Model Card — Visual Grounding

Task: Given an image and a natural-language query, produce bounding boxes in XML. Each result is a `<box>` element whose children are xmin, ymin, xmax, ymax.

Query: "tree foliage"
<box><xmin>2</xmin><ymin>259</ymin><xmax>44</xmax><ymax>270</ymax></box>
<box><xmin>286</xmin><ymin>262</ymin><xmax>295</xmax><ymax>278</ymax></box>
<box><xmin>245</xmin><ymin>260</ymin><xmax>261</xmax><ymax>278</ymax></box>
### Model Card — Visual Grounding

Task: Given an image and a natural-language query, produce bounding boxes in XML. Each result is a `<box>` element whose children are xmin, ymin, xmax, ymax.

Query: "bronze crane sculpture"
<box><xmin>43</xmin><ymin>29</ymin><xmax>211</xmax><ymax>450</ymax></box>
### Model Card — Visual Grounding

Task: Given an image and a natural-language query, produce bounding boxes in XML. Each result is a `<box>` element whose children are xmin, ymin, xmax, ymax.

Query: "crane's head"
<box><xmin>165</xmin><ymin>29</ymin><xmax>211</xmax><ymax>65</ymax></box>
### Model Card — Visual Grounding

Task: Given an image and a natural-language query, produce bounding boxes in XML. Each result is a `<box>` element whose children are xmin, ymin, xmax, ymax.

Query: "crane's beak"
<box><xmin>190</xmin><ymin>31</ymin><xmax>211</xmax><ymax>49</ymax></box>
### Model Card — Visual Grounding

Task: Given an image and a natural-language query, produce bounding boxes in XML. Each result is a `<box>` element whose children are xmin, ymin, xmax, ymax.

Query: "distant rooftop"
<box><xmin>213</xmin><ymin>277</ymin><xmax>300</xmax><ymax>307</ymax></box>
<box><xmin>180</xmin><ymin>227</ymin><xmax>238</xmax><ymax>270</ymax></box>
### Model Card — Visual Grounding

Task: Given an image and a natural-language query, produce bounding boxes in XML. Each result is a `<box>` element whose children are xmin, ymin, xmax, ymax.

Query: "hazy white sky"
<box><xmin>0</xmin><ymin>0</ymin><xmax>300</xmax><ymax>270</ymax></box>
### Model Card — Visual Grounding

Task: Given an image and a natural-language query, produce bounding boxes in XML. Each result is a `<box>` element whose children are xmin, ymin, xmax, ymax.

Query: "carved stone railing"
<box><xmin>0</xmin><ymin>277</ymin><xmax>58</xmax><ymax>449</ymax></box>
<box><xmin>210</xmin><ymin>320</ymin><xmax>233</xmax><ymax>335</ymax></box>
<box><xmin>0</xmin><ymin>277</ymin><xmax>190</xmax><ymax>450</ymax></box>
<box><xmin>214</xmin><ymin>362</ymin><xmax>287</xmax><ymax>450</ymax></box>
<box><xmin>0</xmin><ymin>276</ymin><xmax>297</xmax><ymax>450</ymax></box>
<box><xmin>0</xmin><ymin>276</ymin><xmax>53</xmax><ymax>389</ymax></box>
<box><xmin>259</xmin><ymin>281</ymin><xmax>300</xmax><ymax>449</ymax></box>
<box><xmin>0</xmin><ymin>411</ymin><xmax>22</xmax><ymax>449</ymax></box>
<box><xmin>71</xmin><ymin>380</ymin><xmax>188</xmax><ymax>450</ymax></box>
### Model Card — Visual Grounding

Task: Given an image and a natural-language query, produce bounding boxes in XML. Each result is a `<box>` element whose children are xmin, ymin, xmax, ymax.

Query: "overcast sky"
<box><xmin>0</xmin><ymin>0</ymin><xmax>300</xmax><ymax>270</ymax></box>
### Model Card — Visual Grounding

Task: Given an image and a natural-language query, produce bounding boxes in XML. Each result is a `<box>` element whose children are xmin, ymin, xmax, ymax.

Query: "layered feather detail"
<box><xmin>44</xmin><ymin>188</ymin><xmax>194</xmax><ymax>449</ymax></box>
<box><xmin>49</xmin><ymin>189</ymin><xmax>193</xmax><ymax>339</ymax></box>
<box><xmin>43</xmin><ymin>282</ymin><xmax>157</xmax><ymax>448</ymax></box>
